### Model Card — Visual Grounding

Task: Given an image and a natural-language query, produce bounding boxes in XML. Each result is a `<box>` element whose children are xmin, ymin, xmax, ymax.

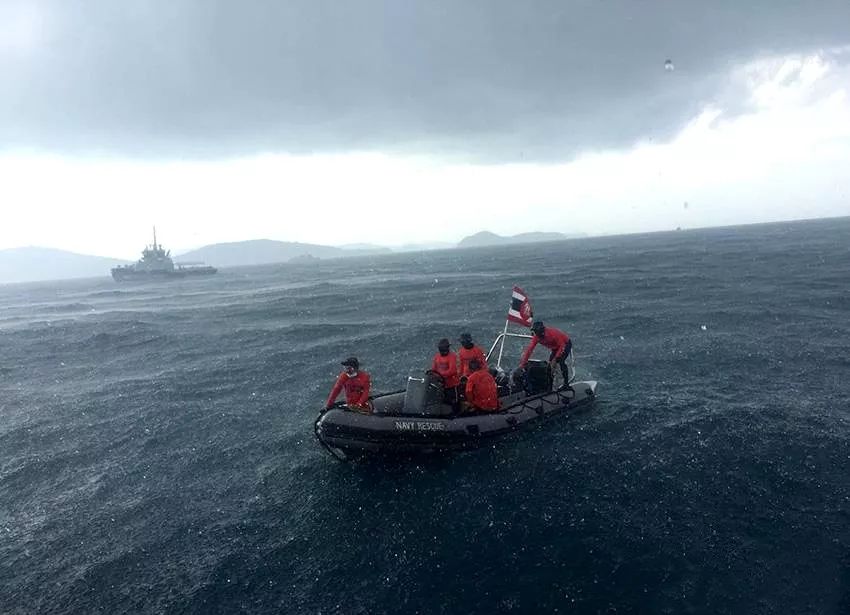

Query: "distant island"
<box><xmin>0</xmin><ymin>247</ymin><xmax>129</xmax><ymax>285</ymax></box>
<box><xmin>288</xmin><ymin>253</ymin><xmax>322</xmax><ymax>264</ymax></box>
<box><xmin>176</xmin><ymin>239</ymin><xmax>388</xmax><ymax>268</ymax></box>
<box><xmin>456</xmin><ymin>231</ymin><xmax>586</xmax><ymax>248</ymax></box>
<box><xmin>0</xmin><ymin>230</ymin><xmax>587</xmax><ymax>284</ymax></box>
<box><xmin>339</xmin><ymin>242</ymin><xmax>454</xmax><ymax>252</ymax></box>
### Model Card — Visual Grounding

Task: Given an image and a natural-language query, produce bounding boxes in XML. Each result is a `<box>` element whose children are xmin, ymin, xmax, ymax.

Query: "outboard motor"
<box><xmin>402</xmin><ymin>369</ymin><xmax>453</xmax><ymax>416</ymax></box>
<box><xmin>525</xmin><ymin>360</ymin><xmax>553</xmax><ymax>395</ymax></box>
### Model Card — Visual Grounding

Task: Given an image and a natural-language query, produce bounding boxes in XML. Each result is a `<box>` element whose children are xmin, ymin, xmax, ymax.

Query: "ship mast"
<box><xmin>152</xmin><ymin>226</ymin><xmax>158</xmax><ymax>250</ymax></box>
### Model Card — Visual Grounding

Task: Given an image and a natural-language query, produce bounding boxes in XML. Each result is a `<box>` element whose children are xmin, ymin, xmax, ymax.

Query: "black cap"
<box><xmin>341</xmin><ymin>357</ymin><xmax>359</xmax><ymax>369</ymax></box>
<box><xmin>459</xmin><ymin>332</ymin><xmax>473</xmax><ymax>344</ymax></box>
<box><xmin>437</xmin><ymin>338</ymin><xmax>450</xmax><ymax>350</ymax></box>
<box><xmin>531</xmin><ymin>320</ymin><xmax>545</xmax><ymax>334</ymax></box>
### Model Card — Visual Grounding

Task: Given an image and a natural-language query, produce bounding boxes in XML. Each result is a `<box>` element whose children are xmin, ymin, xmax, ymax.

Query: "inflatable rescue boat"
<box><xmin>314</xmin><ymin>330</ymin><xmax>598</xmax><ymax>460</ymax></box>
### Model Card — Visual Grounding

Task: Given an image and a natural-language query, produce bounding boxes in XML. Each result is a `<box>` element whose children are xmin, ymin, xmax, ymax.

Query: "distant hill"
<box><xmin>391</xmin><ymin>242</ymin><xmax>455</xmax><ymax>252</ymax></box>
<box><xmin>176</xmin><ymin>239</ymin><xmax>385</xmax><ymax>268</ymax></box>
<box><xmin>337</xmin><ymin>243</ymin><xmax>393</xmax><ymax>254</ymax></box>
<box><xmin>0</xmin><ymin>247</ymin><xmax>128</xmax><ymax>284</ymax></box>
<box><xmin>456</xmin><ymin>231</ymin><xmax>585</xmax><ymax>248</ymax></box>
<box><xmin>0</xmin><ymin>232</ymin><xmax>590</xmax><ymax>284</ymax></box>
<box><xmin>342</xmin><ymin>242</ymin><xmax>455</xmax><ymax>253</ymax></box>
<box><xmin>288</xmin><ymin>253</ymin><xmax>322</xmax><ymax>264</ymax></box>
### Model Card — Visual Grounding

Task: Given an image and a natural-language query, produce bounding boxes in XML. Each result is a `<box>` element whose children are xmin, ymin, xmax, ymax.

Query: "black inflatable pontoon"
<box><xmin>314</xmin><ymin>330</ymin><xmax>598</xmax><ymax>460</ymax></box>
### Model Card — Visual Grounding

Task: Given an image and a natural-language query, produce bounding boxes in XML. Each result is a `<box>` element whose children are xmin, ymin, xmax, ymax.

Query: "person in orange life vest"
<box><xmin>464</xmin><ymin>358</ymin><xmax>499</xmax><ymax>412</ymax></box>
<box><xmin>458</xmin><ymin>332</ymin><xmax>488</xmax><ymax>378</ymax></box>
<box><xmin>519</xmin><ymin>320</ymin><xmax>573</xmax><ymax>385</ymax></box>
<box><xmin>325</xmin><ymin>357</ymin><xmax>371</xmax><ymax>411</ymax></box>
<box><xmin>430</xmin><ymin>338</ymin><xmax>460</xmax><ymax>404</ymax></box>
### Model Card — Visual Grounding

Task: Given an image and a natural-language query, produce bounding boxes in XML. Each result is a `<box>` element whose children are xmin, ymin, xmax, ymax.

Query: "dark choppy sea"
<box><xmin>1</xmin><ymin>218</ymin><xmax>849</xmax><ymax>614</ymax></box>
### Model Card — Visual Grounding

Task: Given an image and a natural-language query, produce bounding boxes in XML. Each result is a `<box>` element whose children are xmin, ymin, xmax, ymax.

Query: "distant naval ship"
<box><xmin>111</xmin><ymin>228</ymin><xmax>217</xmax><ymax>282</ymax></box>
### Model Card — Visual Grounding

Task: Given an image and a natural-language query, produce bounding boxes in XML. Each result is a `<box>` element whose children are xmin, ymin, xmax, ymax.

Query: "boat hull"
<box><xmin>110</xmin><ymin>266</ymin><xmax>217</xmax><ymax>282</ymax></box>
<box><xmin>315</xmin><ymin>380</ymin><xmax>597</xmax><ymax>459</ymax></box>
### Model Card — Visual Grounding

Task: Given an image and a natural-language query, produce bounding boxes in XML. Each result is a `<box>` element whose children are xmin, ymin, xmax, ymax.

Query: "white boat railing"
<box><xmin>486</xmin><ymin>330</ymin><xmax>532</xmax><ymax>370</ymax></box>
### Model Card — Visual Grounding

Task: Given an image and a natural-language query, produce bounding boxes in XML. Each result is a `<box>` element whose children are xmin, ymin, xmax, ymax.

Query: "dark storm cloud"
<box><xmin>2</xmin><ymin>0</ymin><xmax>849</xmax><ymax>162</ymax></box>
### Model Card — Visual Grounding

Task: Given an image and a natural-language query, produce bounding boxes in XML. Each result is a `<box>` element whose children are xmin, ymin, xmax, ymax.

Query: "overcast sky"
<box><xmin>1</xmin><ymin>0</ymin><xmax>849</xmax><ymax>257</ymax></box>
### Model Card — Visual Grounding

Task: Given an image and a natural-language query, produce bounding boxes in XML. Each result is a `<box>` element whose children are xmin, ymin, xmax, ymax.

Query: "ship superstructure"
<box><xmin>111</xmin><ymin>228</ymin><xmax>216</xmax><ymax>281</ymax></box>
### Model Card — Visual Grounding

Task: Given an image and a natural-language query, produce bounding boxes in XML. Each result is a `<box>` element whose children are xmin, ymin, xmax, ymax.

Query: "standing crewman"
<box><xmin>325</xmin><ymin>357</ymin><xmax>372</xmax><ymax>412</ymax></box>
<box><xmin>519</xmin><ymin>320</ymin><xmax>573</xmax><ymax>386</ymax></box>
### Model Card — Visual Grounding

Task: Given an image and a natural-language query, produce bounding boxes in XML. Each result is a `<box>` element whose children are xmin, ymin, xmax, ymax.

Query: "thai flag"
<box><xmin>507</xmin><ymin>286</ymin><xmax>533</xmax><ymax>327</ymax></box>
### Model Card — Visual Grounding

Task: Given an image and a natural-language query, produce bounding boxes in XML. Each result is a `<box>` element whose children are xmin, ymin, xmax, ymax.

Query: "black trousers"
<box><xmin>549</xmin><ymin>340</ymin><xmax>573</xmax><ymax>383</ymax></box>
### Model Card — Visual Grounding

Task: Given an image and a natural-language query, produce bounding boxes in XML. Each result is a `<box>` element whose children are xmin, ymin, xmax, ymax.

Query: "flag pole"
<box><xmin>496</xmin><ymin>318</ymin><xmax>509</xmax><ymax>369</ymax></box>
